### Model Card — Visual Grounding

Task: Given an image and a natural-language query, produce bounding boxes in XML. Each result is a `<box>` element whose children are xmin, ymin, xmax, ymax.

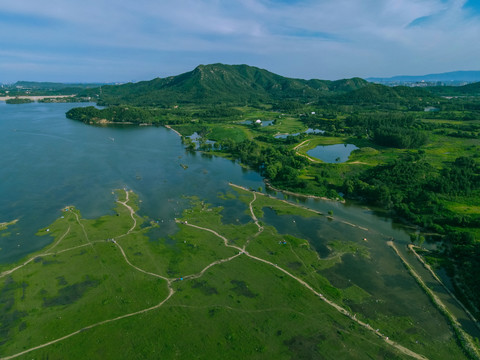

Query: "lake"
<box><xmin>307</xmin><ymin>143</ymin><xmax>359</xmax><ymax>163</ymax></box>
<box><xmin>1</xmin><ymin>102</ymin><xmax>478</xmax><ymax>347</ymax></box>
<box><xmin>0</xmin><ymin>102</ymin><xmax>263</xmax><ymax>262</ymax></box>
<box><xmin>274</xmin><ymin>128</ymin><xmax>324</xmax><ymax>139</ymax></box>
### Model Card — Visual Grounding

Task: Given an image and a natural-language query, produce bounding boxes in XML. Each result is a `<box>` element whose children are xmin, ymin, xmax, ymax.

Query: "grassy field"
<box><xmin>0</xmin><ymin>188</ymin><xmax>472</xmax><ymax>359</ymax></box>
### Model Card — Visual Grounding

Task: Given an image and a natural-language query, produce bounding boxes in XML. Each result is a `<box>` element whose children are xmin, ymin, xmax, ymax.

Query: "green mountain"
<box><xmin>96</xmin><ymin>63</ymin><xmax>369</xmax><ymax>106</ymax></box>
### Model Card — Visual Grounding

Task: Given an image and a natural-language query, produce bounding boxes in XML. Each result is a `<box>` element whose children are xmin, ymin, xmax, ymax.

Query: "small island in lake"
<box><xmin>5</xmin><ymin>97</ymin><xmax>34</xmax><ymax>104</ymax></box>
<box><xmin>0</xmin><ymin>219</ymin><xmax>18</xmax><ymax>231</ymax></box>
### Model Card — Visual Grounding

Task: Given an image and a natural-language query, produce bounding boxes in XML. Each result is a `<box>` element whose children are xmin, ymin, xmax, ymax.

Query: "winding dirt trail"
<box><xmin>181</xmin><ymin>253</ymin><xmax>243</xmax><ymax>281</ymax></box>
<box><xmin>1</xmin><ymin>289</ymin><xmax>175</xmax><ymax>360</ymax></box>
<box><xmin>408</xmin><ymin>244</ymin><xmax>480</xmax><ymax>329</ymax></box>
<box><xmin>2</xmin><ymin>188</ymin><xmax>429</xmax><ymax>360</ymax></box>
<box><xmin>164</xmin><ymin>125</ymin><xmax>182</xmax><ymax>137</ymax></box>
<box><xmin>179</xmin><ymin>222</ymin><xmax>243</xmax><ymax>253</ymax></box>
<box><xmin>73</xmin><ymin>210</ymin><xmax>92</xmax><ymax>246</ymax></box>
<box><xmin>0</xmin><ymin>225</ymin><xmax>71</xmax><ymax>279</ymax></box>
<box><xmin>117</xmin><ymin>190</ymin><xmax>137</xmax><ymax>235</ymax></box>
<box><xmin>293</xmin><ymin>139</ymin><xmax>310</xmax><ymax>151</ymax></box>
<box><xmin>2</xmin><ymin>189</ymin><xmax>175</xmax><ymax>360</ymax></box>
<box><xmin>293</xmin><ymin>139</ymin><xmax>321</xmax><ymax>163</ymax></box>
<box><xmin>390</xmin><ymin>242</ymin><xmax>480</xmax><ymax>359</ymax></box>
<box><xmin>178</xmin><ymin>190</ymin><xmax>428</xmax><ymax>360</ymax></box>
<box><xmin>113</xmin><ymin>241</ymin><xmax>170</xmax><ymax>282</ymax></box>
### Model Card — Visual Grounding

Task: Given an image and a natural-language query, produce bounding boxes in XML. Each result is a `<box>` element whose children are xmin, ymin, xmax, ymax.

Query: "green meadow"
<box><xmin>0</xmin><ymin>187</ymin><xmax>471</xmax><ymax>359</ymax></box>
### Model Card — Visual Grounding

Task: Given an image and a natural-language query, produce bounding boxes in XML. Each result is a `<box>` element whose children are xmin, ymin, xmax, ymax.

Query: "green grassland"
<box><xmin>0</xmin><ymin>187</ymin><xmax>471</xmax><ymax>359</ymax></box>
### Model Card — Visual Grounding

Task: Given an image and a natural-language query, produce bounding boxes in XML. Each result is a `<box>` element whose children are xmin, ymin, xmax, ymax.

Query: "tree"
<box><xmin>418</xmin><ymin>236</ymin><xmax>425</xmax><ymax>247</ymax></box>
<box><xmin>409</xmin><ymin>233</ymin><xmax>417</xmax><ymax>244</ymax></box>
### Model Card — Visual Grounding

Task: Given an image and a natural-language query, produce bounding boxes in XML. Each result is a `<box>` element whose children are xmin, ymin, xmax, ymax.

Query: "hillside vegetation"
<box><xmin>93</xmin><ymin>63</ymin><xmax>368</xmax><ymax>106</ymax></box>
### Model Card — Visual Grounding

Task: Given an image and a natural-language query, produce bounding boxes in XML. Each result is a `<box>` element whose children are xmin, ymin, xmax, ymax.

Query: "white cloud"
<box><xmin>1</xmin><ymin>0</ymin><xmax>479</xmax><ymax>81</ymax></box>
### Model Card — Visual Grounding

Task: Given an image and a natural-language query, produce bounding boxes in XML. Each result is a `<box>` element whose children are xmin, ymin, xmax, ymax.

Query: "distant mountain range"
<box><xmin>5</xmin><ymin>64</ymin><xmax>480</xmax><ymax>105</ymax></box>
<box><xmin>83</xmin><ymin>63</ymin><xmax>463</xmax><ymax>107</ymax></box>
<box><xmin>367</xmin><ymin>71</ymin><xmax>480</xmax><ymax>85</ymax></box>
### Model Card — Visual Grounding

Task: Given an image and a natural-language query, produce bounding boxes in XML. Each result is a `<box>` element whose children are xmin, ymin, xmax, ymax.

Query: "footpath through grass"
<box><xmin>0</xmin><ymin>187</ymin><xmax>473</xmax><ymax>359</ymax></box>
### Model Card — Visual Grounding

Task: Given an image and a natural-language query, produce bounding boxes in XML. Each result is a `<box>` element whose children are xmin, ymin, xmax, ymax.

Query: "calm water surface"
<box><xmin>307</xmin><ymin>143</ymin><xmax>359</xmax><ymax>163</ymax></box>
<box><xmin>0</xmin><ymin>102</ymin><xmax>263</xmax><ymax>262</ymax></box>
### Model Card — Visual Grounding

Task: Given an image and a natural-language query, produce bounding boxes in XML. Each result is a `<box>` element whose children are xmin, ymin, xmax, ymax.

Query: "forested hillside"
<box><xmin>93</xmin><ymin>64</ymin><xmax>369</xmax><ymax>106</ymax></box>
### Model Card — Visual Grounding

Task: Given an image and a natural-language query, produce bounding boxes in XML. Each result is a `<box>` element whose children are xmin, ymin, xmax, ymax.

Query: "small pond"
<box><xmin>307</xmin><ymin>143</ymin><xmax>358</xmax><ymax>163</ymax></box>
<box><xmin>275</xmin><ymin>128</ymin><xmax>324</xmax><ymax>139</ymax></box>
<box><xmin>240</xmin><ymin>120</ymin><xmax>275</xmax><ymax>127</ymax></box>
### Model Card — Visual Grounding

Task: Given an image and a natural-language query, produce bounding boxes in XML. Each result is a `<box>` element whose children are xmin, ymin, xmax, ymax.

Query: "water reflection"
<box><xmin>307</xmin><ymin>143</ymin><xmax>359</xmax><ymax>163</ymax></box>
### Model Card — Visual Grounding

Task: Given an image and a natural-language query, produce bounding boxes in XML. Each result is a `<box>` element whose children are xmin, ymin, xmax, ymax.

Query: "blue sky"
<box><xmin>0</xmin><ymin>0</ymin><xmax>479</xmax><ymax>82</ymax></box>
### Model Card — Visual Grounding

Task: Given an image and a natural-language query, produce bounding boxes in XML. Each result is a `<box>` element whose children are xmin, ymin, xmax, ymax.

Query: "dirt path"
<box><xmin>293</xmin><ymin>139</ymin><xmax>321</xmax><ymax>163</ymax></box>
<box><xmin>2</xmin><ymin>189</ymin><xmax>176</xmax><ymax>360</ymax></box>
<box><xmin>229</xmin><ymin>183</ymin><xmax>361</xmax><ymax>231</ymax></box>
<box><xmin>1</xmin><ymin>289</ymin><xmax>175</xmax><ymax>360</ymax></box>
<box><xmin>389</xmin><ymin>242</ymin><xmax>480</xmax><ymax>359</ymax></box>
<box><xmin>249</xmin><ymin>192</ymin><xmax>260</xmax><ymax>228</ymax></box>
<box><xmin>113</xmin><ymin>241</ymin><xmax>171</xmax><ymax>282</ymax></box>
<box><xmin>164</xmin><ymin>125</ymin><xmax>182</xmax><ymax>137</ymax></box>
<box><xmin>179</xmin><ymin>191</ymin><xmax>428</xmax><ymax>360</ymax></box>
<box><xmin>116</xmin><ymin>190</ymin><xmax>137</xmax><ymax>235</ymax></box>
<box><xmin>2</xmin><ymin>189</ymin><xmax>427</xmax><ymax>360</ymax></box>
<box><xmin>293</xmin><ymin>139</ymin><xmax>310</xmax><ymax>151</ymax></box>
<box><xmin>178</xmin><ymin>221</ymin><xmax>243</xmax><ymax>253</ymax></box>
<box><xmin>408</xmin><ymin>244</ymin><xmax>480</xmax><ymax>328</ymax></box>
<box><xmin>0</xmin><ymin>225</ymin><xmax>71</xmax><ymax>279</ymax></box>
<box><xmin>181</xmin><ymin>253</ymin><xmax>243</xmax><ymax>281</ymax></box>
<box><xmin>73</xmin><ymin>210</ymin><xmax>92</xmax><ymax>245</ymax></box>
<box><xmin>244</xmin><ymin>191</ymin><xmax>264</xmax><ymax>247</ymax></box>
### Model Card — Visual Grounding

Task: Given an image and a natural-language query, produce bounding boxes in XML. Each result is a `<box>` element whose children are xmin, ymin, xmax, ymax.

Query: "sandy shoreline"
<box><xmin>0</xmin><ymin>95</ymin><xmax>75</xmax><ymax>101</ymax></box>
<box><xmin>0</xmin><ymin>219</ymin><xmax>18</xmax><ymax>230</ymax></box>
<box><xmin>164</xmin><ymin>125</ymin><xmax>182</xmax><ymax>137</ymax></box>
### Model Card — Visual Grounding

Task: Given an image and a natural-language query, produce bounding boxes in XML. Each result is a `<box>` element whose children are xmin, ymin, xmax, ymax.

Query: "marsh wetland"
<box><xmin>0</xmin><ymin>103</ymin><xmax>478</xmax><ymax>359</ymax></box>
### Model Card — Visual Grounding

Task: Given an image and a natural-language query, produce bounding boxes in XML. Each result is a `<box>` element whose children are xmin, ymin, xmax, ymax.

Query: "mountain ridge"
<box><xmin>95</xmin><ymin>63</ymin><xmax>369</xmax><ymax>106</ymax></box>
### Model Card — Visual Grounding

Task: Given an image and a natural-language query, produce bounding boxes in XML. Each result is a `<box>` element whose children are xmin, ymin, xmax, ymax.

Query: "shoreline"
<box><xmin>264</xmin><ymin>180</ymin><xmax>345</xmax><ymax>203</ymax></box>
<box><xmin>0</xmin><ymin>219</ymin><xmax>19</xmax><ymax>231</ymax></box>
<box><xmin>164</xmin><ymin>125</ymin><xmax>182</xmax><ymax>137</ymax></box>
<box><xmin>0</xmin><ymin>95</ymin><xmax>75</xmax><ymax>102</ymax></box>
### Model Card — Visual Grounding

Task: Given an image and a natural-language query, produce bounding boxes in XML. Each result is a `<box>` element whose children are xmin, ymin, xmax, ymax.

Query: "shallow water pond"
<box><xmin>307</xmin><ymin>143</ymin><xmax>358</xmax><ymax>163</ymax></box>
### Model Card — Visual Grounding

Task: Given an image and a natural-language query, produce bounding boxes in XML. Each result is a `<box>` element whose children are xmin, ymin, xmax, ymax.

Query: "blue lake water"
<box><xmin>188</xmin><ymin>132</ymin><xmax>216</xmax><ymax>148</ymax></box>
<box><xmin>240</xmin><ymin>120</ymin><xmax>274</xmax><ymax>127</ymax></box>
<box><xmin>274</xmin><ymin>128</ymin><xmax>324</xmax><ymax>139</ymax></box>
<box><xmin>307</xmin><ymin>143</ymin><xmax>359</xmax><ymax>163</ymax></box>
<box><xmin>0</xmin><ymin>102</ymin><xmax>263</xmax><ymax>262</ymax></box>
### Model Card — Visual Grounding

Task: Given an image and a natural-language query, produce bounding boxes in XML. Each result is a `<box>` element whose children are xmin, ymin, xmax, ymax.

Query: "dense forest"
<box><xmin>5</xmin><ymin>98</ymin><xmax>34</xmax><ymax>104</ymax></box>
